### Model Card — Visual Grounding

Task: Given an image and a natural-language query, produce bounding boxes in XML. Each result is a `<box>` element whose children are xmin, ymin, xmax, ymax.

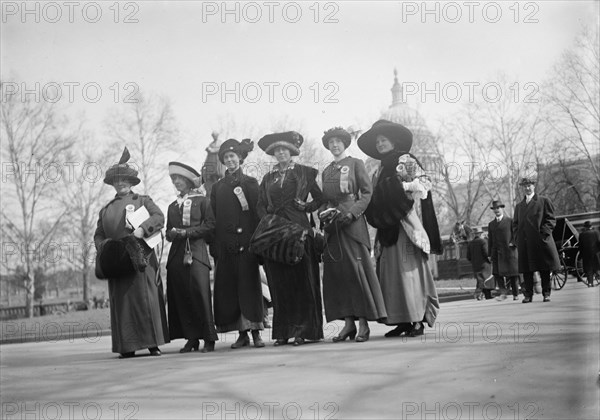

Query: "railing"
<box><xmin>0</xmin><ymin>302</ymin><xmax>83</xmax><ymax>320</ymax></box>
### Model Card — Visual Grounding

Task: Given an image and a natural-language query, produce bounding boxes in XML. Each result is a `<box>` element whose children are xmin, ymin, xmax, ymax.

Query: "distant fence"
<box><xmin>0</xmin><ymin>302</ymin><xmax>87</xmax><ymax>320</ymax></box>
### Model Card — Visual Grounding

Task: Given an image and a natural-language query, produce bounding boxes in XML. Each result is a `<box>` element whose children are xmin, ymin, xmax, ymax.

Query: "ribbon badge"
<box><xmin>339</xmin><ymin>165</ymin><xmax>350</xmax><ymax>193</ymax></box>
<box><xmin>182</xmin><ymin>199</ymin><xmax>192</xmax><ymax>226</ymax></box>
<box><xmin>233</xmin><ymin>186</ymin><xmax>249</xmax><ymax>211</ymax></box>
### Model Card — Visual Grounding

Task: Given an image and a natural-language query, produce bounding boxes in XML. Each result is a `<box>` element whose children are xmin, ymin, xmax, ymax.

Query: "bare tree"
<box><xmin>107</xmin><ymin>92</ymin><xmax>179</xmax><ymax>200</ymax></box>
<box><xmin>57</xmin><ymin>138</ymin><xmax>113</xmax><ymax>302</ymax></box>
<box><xmin>1</xmin><ymin>81</ymin><xmax>77</xmax><ymax>317</ymax></box>
<box><xmin>543</xmin><ymin>24</ymin><xmax>600</xmax><ymax>209</ymax></box>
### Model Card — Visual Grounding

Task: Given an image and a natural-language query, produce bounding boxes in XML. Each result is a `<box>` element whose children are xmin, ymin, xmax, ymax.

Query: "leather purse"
<box><xmin>183</xmin><ymin>238</ymin><xmax>193</xmax><ymax>266</ymax></box>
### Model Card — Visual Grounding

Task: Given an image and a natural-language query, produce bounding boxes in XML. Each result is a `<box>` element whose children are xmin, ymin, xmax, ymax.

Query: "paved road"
<box><xmin>1</xmin><ymin>281</ymin><xmax>598</xmax><ymax>420</ymax></box>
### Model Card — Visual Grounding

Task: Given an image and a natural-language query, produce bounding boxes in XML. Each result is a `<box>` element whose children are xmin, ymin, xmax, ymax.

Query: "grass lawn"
<box><xmin>1</xmin><ymin>308</ymin><xmax>111</xmax><ymax>344</ymax></box>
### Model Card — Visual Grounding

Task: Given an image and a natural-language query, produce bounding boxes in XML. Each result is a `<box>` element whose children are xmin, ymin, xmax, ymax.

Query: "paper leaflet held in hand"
<box><xmin>126</xmin><ymin>206</ymin><xmax>162</xmax><ymax>249</ymax></box>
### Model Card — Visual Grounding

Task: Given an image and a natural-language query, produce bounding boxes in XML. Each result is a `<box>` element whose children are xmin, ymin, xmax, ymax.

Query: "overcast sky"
<box><xmin>2</xmin><ymin>0</ymin><xmax>598</xmax><ymax>162</ymax></box>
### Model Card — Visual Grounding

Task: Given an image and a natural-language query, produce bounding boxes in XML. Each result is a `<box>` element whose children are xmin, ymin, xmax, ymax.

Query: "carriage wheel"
<box><xmin>550</xmin><ymin>257</ymin><xmax>568</xmax><ymax>290</ymax></box>
<box><xmin>575</xmin><ymin>251</ymin><xmax>585</xmax><ymax>282</ymax></box>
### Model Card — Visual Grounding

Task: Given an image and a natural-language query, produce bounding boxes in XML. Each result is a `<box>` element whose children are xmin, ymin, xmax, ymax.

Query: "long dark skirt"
<box><xmin>167</xmin><ymin>257</ymin><xmax>218</xmax><ymax>342</ymax></box>
<box><xmin>214</xmin><ymin>252</ymin><xmax>265</xmax><ymax>332</ymax></box>
<box><xmin>108</xmin><ymin>254</ymin><xmax>169</xmax><ymax>354</ymax></box>
<box><xmin>322</xmin><ymin>229</ymin><xmax>387</xmax><ymax>322</ymax></box>
<box><xmin>263</xmin><ymin>236</ymin><xmax>324</xmax><ymax>341</ymax></box>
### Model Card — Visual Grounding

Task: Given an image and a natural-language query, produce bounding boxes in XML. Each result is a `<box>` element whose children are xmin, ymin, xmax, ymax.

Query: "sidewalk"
<box><xmin>1</xmin><ymin>281</ymin><xmax>598</xmax><ymax>420</ymax></box>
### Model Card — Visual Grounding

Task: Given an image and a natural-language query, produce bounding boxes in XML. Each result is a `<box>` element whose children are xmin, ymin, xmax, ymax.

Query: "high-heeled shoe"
<box><xmin>384</xmin><ymin>323</ymin><xmax>413</xmax><ymax>338</ymax></box>
<box><xmin>148</xmin><ymin>347</ymin><xmax>162</xmax><ymax>356</ymax></box>
<box><xmin>332</xmin><ymin>327</ymin><xmax>357</xmax><ymax>342</ymax></box>
<box><xmin>201</xmin><ymin>341</ymin><xmax>215</xmax><ymax>353</ymax></box>
<box><xmin>274</xmin><ymin>338</ymin><xmax>288</xmax><ymax>346</ymax></box>
<box><xmin>179</xmin><ymin>339</ymin><xmax>200</xmax><ymax>353</ymax></box>
<box><xmin>407</xmin><ymin>322</ymin><xmax>424</xmax><ymax>337</ymax></box>
<box><xmin>355</xmin><ymin>328</ymin><xmax>370</xmax><ymax>342</ymax></box>
<box><xmin>231</xmin><ymin>334</ymin><xmax>250</xmax><ymax>349</ymax></box>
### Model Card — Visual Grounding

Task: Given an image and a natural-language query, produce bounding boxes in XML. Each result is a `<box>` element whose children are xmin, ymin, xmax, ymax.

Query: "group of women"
<box><xmin>94</xmin><ymin>120</ymin><xmax>442</xmax><ymax>358</ymax></box>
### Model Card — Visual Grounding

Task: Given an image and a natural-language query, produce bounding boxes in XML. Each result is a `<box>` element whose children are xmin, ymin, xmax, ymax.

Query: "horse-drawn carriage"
<box><xmin>549</xmin><ymin>215</ymin><xmax>599</xmax><ymax>289</ymax></box>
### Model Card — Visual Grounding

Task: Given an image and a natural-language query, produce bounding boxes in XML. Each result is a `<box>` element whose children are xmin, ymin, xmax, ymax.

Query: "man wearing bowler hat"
<box><xmin>512</xmin><ymin>171</ymin><xmax>561</xmax><ymax>303</ymax></box>
<box><xmin>488</xmin><ymin>199</ymin><xmax>520</xmax><ymax>300</ymax></box>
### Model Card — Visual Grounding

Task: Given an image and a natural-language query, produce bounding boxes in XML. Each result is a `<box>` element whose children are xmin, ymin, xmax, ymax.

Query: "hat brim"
<box><xmin>519</xmin><ymin>180</ymin><xmax>536</xmax><ymax>186</ymax></box>
<box><xmin>357</xmin><ymin>124</ymin><xmax>413</xmax><ymax>160</ymax></box>
<box><xmin>490</xmin><ymin>204</ymin><xmax>505</xmax><ymax>209</ymax></box>
<box><xmin>263</xmin><ymin>141</ymin><xmax>300</xmax><ymax>156</ymax></box>
<box><xmin>169</xmin><ymin>163</ymin><xmax>201</xmax><ymax>186</ymax></box>
<box><xmin>104</xmin><ymin>175</ymin><xmax>141</xmax><ymax>186</ymax></box>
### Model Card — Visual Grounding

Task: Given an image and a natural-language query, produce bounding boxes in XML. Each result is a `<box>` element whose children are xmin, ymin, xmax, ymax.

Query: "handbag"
<box><xmin>250</xmin><ymin>213</ymin><xmax>307</xmax><ymax>265</ymax></box>
<box><xmin>183</xmin><ymin>238</ymin><xmax>193</xmax><ymax>266</ymax></box>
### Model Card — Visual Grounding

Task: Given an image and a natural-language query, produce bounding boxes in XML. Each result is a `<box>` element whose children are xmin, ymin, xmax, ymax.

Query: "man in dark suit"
<box><xmin>488</xmin><ymin>200</ymin><xmax>520</xmax><ymax>300</ymax></box>
<box><xmin>579</xmin><ymin>221</ymin><xmax>600</xmax><ymax>287</ymax></box>
<box><xmin>467</xmin><ymin>226</ymin><xmax>492</xmax><ymax>300</ymax></box>
<box><xmin>512</xmin><ymin>173</ymin><xmax>561</xmax><ymax>303</ymax></box>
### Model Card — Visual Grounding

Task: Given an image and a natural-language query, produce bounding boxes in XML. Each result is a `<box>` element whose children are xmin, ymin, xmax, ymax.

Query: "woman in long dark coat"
<box><xmin>94</xmin><ymin>148</ymin><xmax>169</xmax><ymax>358</ymax></box>
<box><xmin>211</xmin><ymin>139</ymin><xmax>266</xmax><ymax>349</ymax></box>
<box><xmin>358</xmin><ymin>120</ymin><xmax>442</xmax><ymax>338</ymax></box>
<box><xmin>319</xmin><ymin>127</ymin><xmax>387</xmax><ymax>342</ymax></box>
<box><xmin>256</xmin><ymin>131</ymin><xmax>324</xmax><ymax>346</ymax></box>
<box><xmin>166</xmin><ymin>162</ymin><xmax>217</xmax><ymax>353</ymax></box>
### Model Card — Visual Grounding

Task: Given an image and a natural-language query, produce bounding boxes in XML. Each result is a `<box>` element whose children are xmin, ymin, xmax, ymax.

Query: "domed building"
<box><xmin>380</xmin><ymin>69</ymin><xmax>442</xmax><ymax>173</ymax></box>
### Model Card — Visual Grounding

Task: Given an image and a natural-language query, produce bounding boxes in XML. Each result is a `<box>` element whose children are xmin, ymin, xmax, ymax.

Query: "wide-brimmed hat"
<box><xmin>322</xmin><ymin>127</ymin><xmax>351</xmax><ymax>149</ymax></box>
<box><xmin>472</xmin><ymin>226</ymin><xmax>484</xmax><ymax>234</ymax></box>
<box><xmin>258</xmin><ymin>131</ymin><xmax>303</xmax><ymax>156</ymax></box>
<box><xmin>169</xmin><ymin>161</ymin><xmax>202</xmax><ymax>187</ymax></box>
<box><xmin>357</xmin><ymin>119</ymin><xmax>413</xmax><ymax>160</ymax></box>
<box><xmin>103</xmin><ymin>147</ymin><xmax>141</xmax><ymax>186</ymax></box>
<box><xmin>490</xmin><ymin>200</ymin><xmax>505</xmax><ymax>209</ymax></box>
<box><xmin>519</xmin><ymin>170</ymin><xmax>538</xmax><ymax>185</ymax></box>
<box><xmin>218</xmin><ymin>138</ymin><xmax>254</xmax><ymax>164</ymax></box>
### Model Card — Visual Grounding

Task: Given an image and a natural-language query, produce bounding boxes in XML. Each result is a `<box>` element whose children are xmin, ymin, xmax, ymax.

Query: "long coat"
<box><xmin>513</xmin><ymin>194</ymin><xmax>561</xmax><ymax>272</ymax></box>
<box><xmin>210</xmin><ymin>168</ymin><xmax>264</xmax><ymax>327</ymax></box>
<box><xmin>579</xmin><ymin>228</ymin><xmax>600</xmax><ymax>273</ymax></box>
<box><xmin>94</xmin><ymin>192</ymin><xmax>169</xmax><ymax>354</ymax></box>
<box><xmin>257</xmin><ymin>163</ymin><xmax>324</xmax><ymax>340</ymax></box>
<box><xmin>488</xmin><ymin>216</ymin><xmax>519</xmax><ymax>276</ymax></box>
<box><xmin>166</xmin><ymin>193</ymin><xmax>218</xmax><ymax>341</ymax></box>
<box><xmin>320</xmin><ymin>156</ymin><xmax>387</xmax><ymax>322</ymax></box>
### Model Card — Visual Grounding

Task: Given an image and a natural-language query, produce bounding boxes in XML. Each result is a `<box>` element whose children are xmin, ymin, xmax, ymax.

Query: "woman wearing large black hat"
<box><xmin>319</xmin><ymin>127</ymin><xmax>387</xmax><ymax>343</ymax></box>
<box><xmin>166</xmin><ymin>161</ymin><xmax>218</xmax><ymax>353</ymax></box>
<box><xmin>94</xmin><ymin>147</ymin><xmax>169</xmax><ymax>358</ymax></box>
<box><xmin>358</xmin><ymin>120</ymin><xmax>442</xmax><ymax>338</ymax></box>
<box><xmin>256</xmin><ymin>131</ymin><xmax>324</xmax><ymax>346</ymax></box>
<box><xmin>210</xmin><ymin>139</ymin><xmax>266</xmax><ymax>349</ymax></box>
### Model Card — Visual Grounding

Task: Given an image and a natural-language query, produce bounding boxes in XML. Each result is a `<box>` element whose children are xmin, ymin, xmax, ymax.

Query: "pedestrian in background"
<box><xmin>512</xmin><ymin>172</ymin><xmax>561</xmax><ymax>303</ymax></box>
<box><xmin>578</xmin><ymin>221</ymin><xmax>600</xmax><ymax>287</ymax></box>
<box><xmin>488</xmin><ymin>200</ymin><xmax>520</xmax><ymax>300</ymax></box>
<box><xmin>467</xmin><ymin>226</ymin><xmax>492</xmax><ymax>300</ymax></box>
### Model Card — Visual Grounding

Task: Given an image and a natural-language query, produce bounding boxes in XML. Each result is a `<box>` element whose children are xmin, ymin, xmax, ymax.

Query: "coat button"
<box><xmin>239</xmin><ymin>246</ymin><xmax>244</xmax><ymax>252</ymax></box>
<box><xmin>237</xmin><ymin>227</ymin><xmax>243</xmax><ymax>234</ymax></box>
